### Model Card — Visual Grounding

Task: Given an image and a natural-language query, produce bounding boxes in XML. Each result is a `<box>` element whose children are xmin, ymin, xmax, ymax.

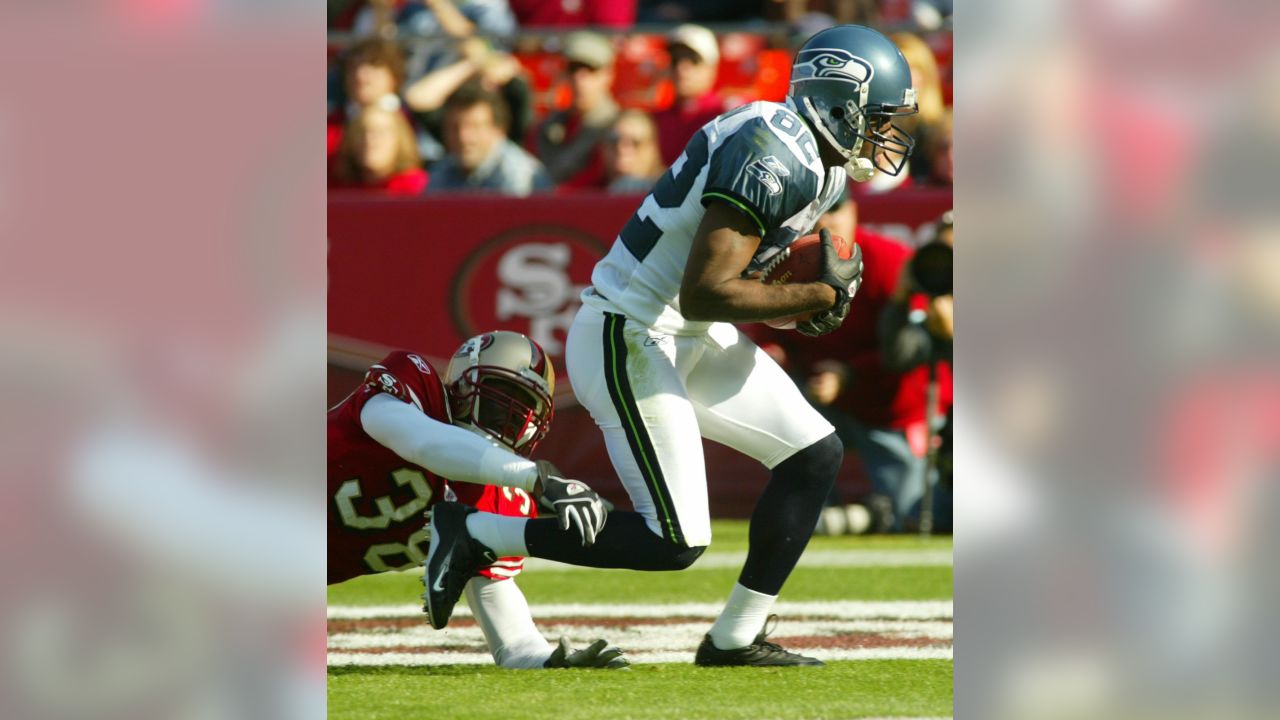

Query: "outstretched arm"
<box><xmin>360</xmin><ymin>393</ymin><xmax>538</xmax><ymax>492</ymax></box>
<box><xmin>361</xmin><ymin>393</ymin><xmax>608</xmax><ymax>546</ymax></box>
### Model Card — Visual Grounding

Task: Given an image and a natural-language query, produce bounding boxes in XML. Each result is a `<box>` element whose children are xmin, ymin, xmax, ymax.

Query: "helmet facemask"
<box><xmin>445</xmin><ymin>331</ymin><xmax>557</xmax><ymax>457</ymax></box>
<box><xmin>798</xmin><ymin>88</ymin><xmax>917</xmax><ymax>181</ymax></box>
<box><xmin>451</xmin><ymin>365</ymin><xmax>553</xmax><ymax>456</ymax></box>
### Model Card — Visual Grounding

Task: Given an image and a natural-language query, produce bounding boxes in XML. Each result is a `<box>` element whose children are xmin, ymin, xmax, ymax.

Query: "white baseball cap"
<box><xmin>668</xmin><ymin>24</ymin><xmax>719</xmax><ymax>65</ymax></box>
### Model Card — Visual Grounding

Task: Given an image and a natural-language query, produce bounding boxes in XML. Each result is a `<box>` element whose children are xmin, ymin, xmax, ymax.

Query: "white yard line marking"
<box><xmin>328</xmin><ymin>600</ymin><xmax>953</xmax><ymax>621</ymax></box>
<box><xmin>328</xmin><ymin>646</ymin><xmax>953</xmax><ymax>667</ymax></box>
<box><xmin>329</xmin><ymin>600</ymin><xmax>954</xmax><ymax>667</ymax></box>
<box><xmin>329</xmin><ymin>620</ymin><xmax>954</xmax><ymax>650</ymax></box>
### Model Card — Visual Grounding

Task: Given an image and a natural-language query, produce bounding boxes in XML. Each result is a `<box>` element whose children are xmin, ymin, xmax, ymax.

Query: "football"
<box><xmin>759</xmin><ymin>232</ymin><xmax>853</xmax><ymax>329</ymax></box>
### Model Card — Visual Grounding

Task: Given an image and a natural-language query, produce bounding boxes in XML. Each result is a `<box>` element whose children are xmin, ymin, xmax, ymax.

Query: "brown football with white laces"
<box><xmin>759</xmin><ymin>232</ymin><xmax>853</xmax><ymax>329</ymax></box>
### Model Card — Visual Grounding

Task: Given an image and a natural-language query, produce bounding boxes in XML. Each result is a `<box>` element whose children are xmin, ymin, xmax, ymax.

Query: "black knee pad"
<box><xmin>776</xmin><ymin>432</ymin><xmax>843</xmax><ymax>489</ymax></box>
<box><xmin>668</xmin><ymin>544</ymin><xmax>707</xmax><ymax>570</ymax></box>
<box><xmin>807</xmin><ymin>431</ymin><xmax>844</xmax><ymax>470</ymax></box>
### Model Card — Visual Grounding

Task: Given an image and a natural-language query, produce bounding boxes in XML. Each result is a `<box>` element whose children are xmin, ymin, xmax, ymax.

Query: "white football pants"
<box><xmin>564</xmin><ymin>304</ymin><xmax>835</xmax><ymax>548</ymax></box>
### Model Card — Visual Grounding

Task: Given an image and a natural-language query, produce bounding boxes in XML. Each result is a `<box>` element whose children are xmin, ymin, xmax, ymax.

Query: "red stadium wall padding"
<box><xmin>328</xmin><ymin>190</ymin><xmax>951</xmax><ymax>516</ymax></box>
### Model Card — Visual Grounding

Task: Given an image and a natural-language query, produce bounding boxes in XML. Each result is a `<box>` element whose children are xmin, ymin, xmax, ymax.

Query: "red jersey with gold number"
<box><xmin>327</xmin><ymin>350</ymin><xmax>535</xmax><ymax>584</ymax></box>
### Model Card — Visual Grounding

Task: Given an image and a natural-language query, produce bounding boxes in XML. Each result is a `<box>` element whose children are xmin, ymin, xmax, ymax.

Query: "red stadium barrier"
<box><xmin>328</xmin><ymin>189</ymin><xmax>952</xmax><ymax>514</ymax></box>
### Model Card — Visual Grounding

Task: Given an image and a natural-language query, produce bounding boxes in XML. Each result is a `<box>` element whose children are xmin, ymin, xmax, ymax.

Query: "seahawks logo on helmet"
<box><xmin>791</xmin><ymin>48</ymin><xmax>874</xmax><ymax>87</ymax></box>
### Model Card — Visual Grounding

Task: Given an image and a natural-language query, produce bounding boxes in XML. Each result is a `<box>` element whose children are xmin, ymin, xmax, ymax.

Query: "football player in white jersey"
<box><xmin>424</xmin><ymin>25</ymin><xmax>919</xmax><ymax>666</ymax></box>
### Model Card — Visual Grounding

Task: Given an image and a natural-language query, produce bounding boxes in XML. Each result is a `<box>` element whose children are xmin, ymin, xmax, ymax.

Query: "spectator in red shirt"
<box><xmin>653</xmin><ymin>24</ymin><xmax>728</xmax><ymax>166</ymax></box>
<box><xmin>532</xmin><ymin>31</ymin><xmax>620</xmax><ymax>188</ymax></box>
<box><xmin>876</xmin><ymin>213</ymin><xmax>953</xmax><ymax>531</ymax></box>
<box><xmin>507</xmin><ymin>0</ymin><xmax>636</xmax><ymax>27</ymax></box>
<box><xmin>331</xmin><ymin>104</ymin><xmax>430</xmax><ymax>195</ymax></box>
<box><xmin>328</xmin><ymin>38</ymin><xmax>410</xmax><ymax>172</ymax></box>
<box><xmin>774</xmin><ymin>192</ymin><xmax>953</xmax><ymax>532</ymax></box>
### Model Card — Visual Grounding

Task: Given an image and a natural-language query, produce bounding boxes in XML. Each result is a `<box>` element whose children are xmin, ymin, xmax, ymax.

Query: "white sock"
<box><xmin>465</xmin><ymin>512</ymin><xmax>529</xmax><ymax>557</ymax></box>
<box><xmin>465</xmin><ymin>577</ymin><xmax>553</xmax><ymax>669</ymax></box>
<box><xmin>707</xmin><ymin>583</ymin><xmax>777</xmax><ymax>650</ymax></box>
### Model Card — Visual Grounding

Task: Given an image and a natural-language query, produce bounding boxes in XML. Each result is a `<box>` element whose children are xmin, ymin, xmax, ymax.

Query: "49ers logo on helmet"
<box><xmin>451</xmin><ymin>225</ymin><xmax>606</xmax><ymax>356</ymax></box>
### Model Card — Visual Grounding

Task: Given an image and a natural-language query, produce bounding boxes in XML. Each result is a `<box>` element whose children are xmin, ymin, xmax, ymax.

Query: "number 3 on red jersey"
<box><xmin>336</xmin><ymin>469</ymin><xmax>435</xmax><ymax>573</ymax></box>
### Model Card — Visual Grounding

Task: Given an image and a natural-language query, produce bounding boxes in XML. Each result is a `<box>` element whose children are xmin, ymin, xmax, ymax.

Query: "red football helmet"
<box><xmin>444</xmin><ymin>331</ymin><xmax>555</xmax><ymax>456</ymax></box>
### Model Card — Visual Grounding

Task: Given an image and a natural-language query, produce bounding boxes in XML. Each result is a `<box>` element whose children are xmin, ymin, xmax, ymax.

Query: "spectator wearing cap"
<box><xmin>654</xmin><ymin>24</ymin><xmax>728</xmax><ymax>166</ymax></box>
<box><xmin>331</xmin><ymin>104</ymin><xmax>430</xmax><ymax>196</ymax></box>
<box><xmin>429</xmin><ymin>81</ymin><xmax>552</xmax><ymax>196</ymax></box>
<box><xmin>507</xmin><ymin>0</ymin><xmax>635</xmax><ymax>27</ymax></box>
<box><xmin>531</xmin><ymin>32</ymin><xmax>621</xmax><ymax>188</ymax></box>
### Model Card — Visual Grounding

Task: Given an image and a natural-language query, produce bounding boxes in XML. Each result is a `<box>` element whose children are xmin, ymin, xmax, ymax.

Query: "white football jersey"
<box><xmin>584</xmin><ymin>100</ymin><xmax>830</xmax><ymax>335</ymax></box>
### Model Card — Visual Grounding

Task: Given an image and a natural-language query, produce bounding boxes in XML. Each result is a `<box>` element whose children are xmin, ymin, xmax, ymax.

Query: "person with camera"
<box><xmin>878</xmin><ymin>211</ymin><xmax>954</xmax><ymax>532</ymax></box>
<box><xmin>752</xmin><ymin>191</ymin><xmax>952</xmax><ymax>534</ymax></box>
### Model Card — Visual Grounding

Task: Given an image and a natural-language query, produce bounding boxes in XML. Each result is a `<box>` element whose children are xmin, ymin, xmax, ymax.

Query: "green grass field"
<box><xmin>329</xmin><ymin>522</ymin><xmax>953</xmax><ymax>719</ymax></box>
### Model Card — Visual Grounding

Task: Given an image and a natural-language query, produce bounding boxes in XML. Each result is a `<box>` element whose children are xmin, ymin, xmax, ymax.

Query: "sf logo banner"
<box><xmin>494</xmin><ymin>243</ymin><xmax>584</xmax><ymax>354</ymax></box>
<box><xmin>452</xmin><ymin>226</ymin><xmax>605</xmax><ymax>356</ymax></box>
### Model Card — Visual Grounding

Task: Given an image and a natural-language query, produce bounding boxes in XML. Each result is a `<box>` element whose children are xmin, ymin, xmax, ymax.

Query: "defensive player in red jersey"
<box><xmin>328</xmin><ymin>330</ymin><xmax>624</xmax><ymax>668</ymax></box>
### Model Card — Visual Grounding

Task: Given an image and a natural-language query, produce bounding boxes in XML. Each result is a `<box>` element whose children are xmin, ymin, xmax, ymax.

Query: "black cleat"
<box><xmin>694</xmin><ymin>615</ymin><xmax>824</xmax><ymax>667</ymax></box>
<box><xmin>421</xmin><ymin>502</ymin><xmax>496</xmax><ymax>630</ymax></box>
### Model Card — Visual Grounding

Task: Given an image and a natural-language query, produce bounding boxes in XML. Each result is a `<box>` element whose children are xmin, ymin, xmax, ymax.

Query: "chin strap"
<box><xmin>846</xmin><ymin>158</ymin><xmax>875</xmax><ymax>182</ymax></box>
<box><xmin>799</xmin><ymin>96</ymin><xmax>877</xmax><ymax>182</ymax></box>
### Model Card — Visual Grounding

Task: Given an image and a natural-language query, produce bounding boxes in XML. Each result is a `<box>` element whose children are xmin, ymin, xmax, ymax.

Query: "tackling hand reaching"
<box><xmin>534</xmin><ymin>460</ymin><xmax>608</xmax><ymax>547</ymax></box>
<box><xmin>544</xmin><ymin>637</ymin><xmax>630</xmax><ymax>669</ymax></box>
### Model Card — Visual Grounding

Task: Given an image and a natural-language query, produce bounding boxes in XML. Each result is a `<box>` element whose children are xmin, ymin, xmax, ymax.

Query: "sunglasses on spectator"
<box><xmin>607</xmin><ymin>132</ymin><xmax>649</xmax><ymax>147</ymax></box>
<box><xmin>669</xmin><ymin>47</ymin><xmax>704</xmax><ymax>65</ymax></box>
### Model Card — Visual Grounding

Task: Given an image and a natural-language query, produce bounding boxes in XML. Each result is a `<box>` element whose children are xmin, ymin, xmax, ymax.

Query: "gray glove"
<box><xmin>534</xmin><ymin>460</ymin><xmax>608</xmax><ymax>547</ymax></box>
<box><xmin>544</xmin><ymin>637</ymin><xmax>630</xmax><ymax>669</ymax></box>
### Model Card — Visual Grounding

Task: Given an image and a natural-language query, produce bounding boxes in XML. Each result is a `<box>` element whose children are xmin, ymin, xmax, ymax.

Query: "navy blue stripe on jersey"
<box><xmin>601</xmin><ymin>313</ymin><xmax>686</xmax><ymax>546</ymax></box>
<box><xmin>618</xmin><ymin>131</ymin><xmax>711</xmax><ymax>262</ymax></box>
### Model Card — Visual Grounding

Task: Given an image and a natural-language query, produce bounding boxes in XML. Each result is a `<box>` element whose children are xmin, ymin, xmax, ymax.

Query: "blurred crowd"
<box><xmin>327</xmin><ymin>0</ymin><xmax>953</xmax><ymax>197</ymax></box>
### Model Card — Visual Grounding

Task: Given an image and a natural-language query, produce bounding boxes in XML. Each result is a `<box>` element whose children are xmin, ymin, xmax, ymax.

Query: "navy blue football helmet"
<box><xmin>788</xmin><ymin>25</ymin><xmax>918</xmax><ymax>180</ymax></box>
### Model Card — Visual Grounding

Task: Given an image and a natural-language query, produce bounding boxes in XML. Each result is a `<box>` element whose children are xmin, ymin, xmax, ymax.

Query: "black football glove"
<box><xmin>796</xmin><ymin>299</ymin><xmax>850</xmax><ymax>337</ymax></box>
<box><xmin>815</xmin><ymin>227</ymin><xmax>864</xmax><ymax>304</ymax></box>
<box><xmin>544</xmin><ymin>637</ymin><xmax>630</xmax><ymax>669</ymax></box>
<box><xmin>534</xmin><ymin>460</ymin><xmax>608</xmax><ymax>547</ymax></box>
<box><xmin>799</xmin><ymin>229</ymin><xmax>863</xmax><ymax>337</ymax></box>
